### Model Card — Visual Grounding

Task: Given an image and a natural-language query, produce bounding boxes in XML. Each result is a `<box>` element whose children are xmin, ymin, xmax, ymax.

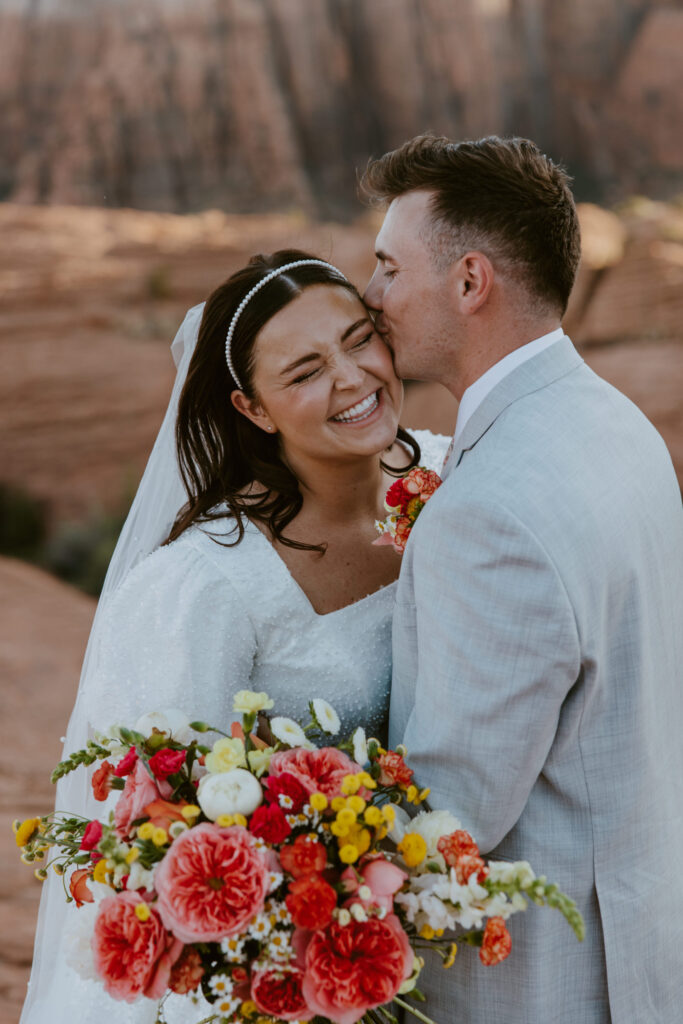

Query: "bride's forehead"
<box><xmin>256</xmin><ymin>285</ymin><xmax>365</xmax><ymax>348</ymax></box>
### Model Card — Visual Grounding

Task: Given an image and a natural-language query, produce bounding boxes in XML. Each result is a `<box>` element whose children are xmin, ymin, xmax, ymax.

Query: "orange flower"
<box><xmin>144</xmin><ymin>797</ymin><xmax>190</xmax><ymax>835</ymax></box>
<box><xmin>378</xmin><ymin>751</ymin><xmax>414</xmax><ymax>788</ymax></box>
<box><xmin>479</xmin><ymin>917</ymin><xmax>512</xmax><ymax>966</ymax></box>
<box><xmin>69</xmin><ymin>867</ymin><xmax>94</xmax><ymax>907</ymax></box>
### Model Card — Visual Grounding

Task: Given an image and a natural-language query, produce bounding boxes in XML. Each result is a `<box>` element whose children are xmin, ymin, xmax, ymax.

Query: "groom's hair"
<box><xmin>361</xmin><ymin>134</ymin><xmax>581</xmax><ymax>316</ymax></box>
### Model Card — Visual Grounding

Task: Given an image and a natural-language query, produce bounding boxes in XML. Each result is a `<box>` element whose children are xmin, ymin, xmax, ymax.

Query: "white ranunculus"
<box><xmin>352</xmin><ymin>726</ymin><xmax>368</xmax><ymax>766</ymax></box>
<box><xmin>404</xmin><ymin>809</ymin><xmax>464</xmax><ymax>871</ymax></box>
<box><xmin>311</xmin><ymin>699</ymin><xmax>340</xmax><ymax>736</ymax></box>
<box><xmin>197</xmin><ymin>768</ymin><xmax>263</xmax><ymax>820</ymax></box>
<box><xmin>134</xmin><ymin>708</ymin><xmax>193</xmax><ymax>744</ymax></box>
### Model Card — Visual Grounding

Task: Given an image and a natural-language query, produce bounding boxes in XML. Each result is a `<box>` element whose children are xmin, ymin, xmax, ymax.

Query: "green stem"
<box><xmin>393</xmin><ymin>996</ymin><xmax>439</xmax><ymax>1024</ymax></box>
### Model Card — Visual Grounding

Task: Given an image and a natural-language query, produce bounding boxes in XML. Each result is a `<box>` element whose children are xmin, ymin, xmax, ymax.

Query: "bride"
<box><xmin>21</xmin><ymin>250</ymin><xmax>449</xmax><ymax>1023</ymax></box>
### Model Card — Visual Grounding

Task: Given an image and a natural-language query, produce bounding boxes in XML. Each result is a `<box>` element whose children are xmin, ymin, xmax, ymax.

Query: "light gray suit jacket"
<box><xmin>389</xmin><ymin>337</ymin><xmax>683</xmax><ymax>1023</ymax></box>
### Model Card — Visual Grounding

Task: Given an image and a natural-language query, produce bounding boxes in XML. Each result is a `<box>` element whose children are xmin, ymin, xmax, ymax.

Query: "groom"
<box><xmin>363</xmin><ymin>136</ymin><xmax>683</xmax><ymax>1023</ymax></box>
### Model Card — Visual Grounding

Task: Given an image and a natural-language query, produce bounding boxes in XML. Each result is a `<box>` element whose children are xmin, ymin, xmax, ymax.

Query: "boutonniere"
<box><xmin>373</xmin><ymin>466</ymin><xmax>442</xmax><ymax>553</ymax></box>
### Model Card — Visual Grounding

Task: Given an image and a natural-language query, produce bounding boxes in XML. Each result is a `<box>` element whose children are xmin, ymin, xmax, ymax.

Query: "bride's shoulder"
<box><xmin>405</xmin><ymin>428</ymin><xmax>452</xmax><ymax>474</ymax></box>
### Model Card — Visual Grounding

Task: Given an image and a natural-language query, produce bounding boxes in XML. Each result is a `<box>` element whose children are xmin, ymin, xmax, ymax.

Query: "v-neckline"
<box><xmin>247</xmin><ymin>519</ymin><xmax>398</xmax><ymax>619</ymax></box>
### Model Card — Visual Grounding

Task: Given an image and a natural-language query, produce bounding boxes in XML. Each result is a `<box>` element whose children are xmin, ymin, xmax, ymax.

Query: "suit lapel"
<box><xmin>442</xmin><ymin>336</ymin><xmax>584</xmax><ymax>480</ymax></box>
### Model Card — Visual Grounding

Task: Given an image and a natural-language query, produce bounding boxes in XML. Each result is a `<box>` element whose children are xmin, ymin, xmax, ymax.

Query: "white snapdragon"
<box><xmin>488</xmin><ymin>859</ymin><xmax>536</xmax><ymax>889</ymax></box>
<box><xmin>127</xmin><ymin>860</ymin><xmax>156</xmax><ymax>892</ymax></box>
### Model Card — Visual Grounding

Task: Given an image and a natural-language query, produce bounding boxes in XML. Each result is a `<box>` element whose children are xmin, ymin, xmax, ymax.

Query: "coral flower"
<box><xmin>153</xmin><ymin>823</ymin><xmax>270</xmax><ymax>942</ymax></box>
<box><xmin>268</xmin><ymin>747</ymin><xmax>364</xmax><ymax>801</ymax></box>
<box><xmin>301</xmin><ymin>915</ymin><xmax>413</xmax><ymax>1024</ymax></box>
<box><xmin>92</xmin><ymin>890</ymin><xmax>183</xmax><ymax>1002</ymax></box>
<box><xmin>251</xmin><ymin>965</ymin><xmax>312</xmax><ymax>1021</ymax></box>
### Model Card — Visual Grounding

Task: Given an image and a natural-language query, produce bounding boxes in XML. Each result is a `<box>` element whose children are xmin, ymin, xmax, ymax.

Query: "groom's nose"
<box><xmin>362</xmin><ymin>266</ymin><xmax>383</xmax><ymax>313</ymax></box>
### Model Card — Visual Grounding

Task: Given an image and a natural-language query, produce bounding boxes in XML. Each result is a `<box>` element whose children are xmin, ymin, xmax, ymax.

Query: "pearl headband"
<box><xmin>225</xmin><ymin>259</ymin><xmax>349</xmax><ymax>389</ymax></box>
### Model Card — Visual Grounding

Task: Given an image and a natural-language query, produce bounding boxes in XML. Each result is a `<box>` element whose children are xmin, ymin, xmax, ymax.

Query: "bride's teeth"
<box><xmin>332</xmin><ymin>392</ymin><xmax>379</xmax><ymax>423</ymax></box>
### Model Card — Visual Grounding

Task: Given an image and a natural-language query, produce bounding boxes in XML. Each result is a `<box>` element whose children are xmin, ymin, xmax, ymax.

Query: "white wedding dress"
<box><xmin>20</xmin><ymin>427</ymin><xmax>449</xmax><ymax>1024</ymax></box>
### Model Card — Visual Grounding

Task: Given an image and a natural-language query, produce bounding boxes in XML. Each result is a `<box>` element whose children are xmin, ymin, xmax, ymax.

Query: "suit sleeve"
<box><xmin>402</xmin><ymin>493</ymin><xmax>581</xmax><ymax>853</ymax></box>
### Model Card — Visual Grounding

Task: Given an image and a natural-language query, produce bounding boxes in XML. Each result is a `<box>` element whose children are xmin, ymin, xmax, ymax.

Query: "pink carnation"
<box><xmin>300</xmin><ymin>915</ymin><xmax>413</xmax><ymax>1024</ymax></box>
<box><xmin>268</xmin><ymin>747</ymin><xmax>364</xmax><ymax>801</ymax></box>
<box><xmin>92</xmin><ymin>891</ymin><xmax>183</xmax><ymax>1002</ymax></box>
<box><xmin>341</xmin><ymin>856</ymin><xmax>407</xmax><ymax>913</ymax></box>
<box><xmin>114</xmin><ymin>760</ymin><xmax>171</xmax><ymax>840</ymax></box>
<box><xmin>153</xmin><ymin>823</ymin><xmax>270</xmax><ymax>943</ymax></box>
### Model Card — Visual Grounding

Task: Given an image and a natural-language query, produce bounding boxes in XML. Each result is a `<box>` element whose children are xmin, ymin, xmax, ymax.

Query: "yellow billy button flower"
<box><xmin>336</xmin><ymin>808</ymin><xmax>357</xmax><ymax>829</ymax></box>
<box><xmin>398</xmin><ymin>832</ymin><xmax>428</xmax><ymax>868</ymax></box>
<box><xmin>344</xmin><ymin>824</ymin><xmax>372</xmax><ymax>857</ymax></box>
<box><xmin>443</xmin><ymin>943</ymin><xmax>458</xmax><ymax>969</ymax></box>
<box><xmin>346</xmin><ymin>795</ymin><xmax>366</xmax><ymax>815</ymax></box>
<box><xmin>331</xmin><ymin>821</ymin><xmax>349</xmax><ymax>838</ymax></box>
<box><xmin>241</xmin><ymin>1001</ymin><xmax>258</xmax><ymax>1018</ymax></box>
<box><xmin>358</xmin><ymin>772</ymin><xmax>377</xmax><ymax>790</ymax></box>
<box><xmin>125</xmin><ymin>847</ymin><xmax>140</xmax><ymax>865</ymax></box>
<box><xmin>341</xmin><ymin>774</ymin><xmax>361</xmax><ymax>796</ymax></box>
<box><xmin>406</xmin><ymin>785</ymin><xmax>419</xmax><ymax>804</ymax></box>
<box><xmin>364</xmin><ymin>806</ymin><xmax>383</xmax><ymax>827</ymax></box>
<box><xmin>181</xmin><ymin>804</ymin><xmax>201</xmax><ymax>823</ymax></box>
<box><xmin>15</xmin><ymin>817</ymin><xmax>41</xmax><ymax>848</ymax></box>
<box><xmin>137</xmin><ymin>822</ymin><xmax>155</xmax><ymax>841</ymax></box>
<box><xmin>339</xmin><ymin>844</ymin><xmax>360</xmax><ymax>864</ymax></box>
<box><xmin>216</xmin><ymin>814</ymin><xmax>235</xmax><ymax>827</ymax></box>
<box><xmin>134</xmin><ymin>902</ymin><xmax>151</xmax><ymax>922</ymax></box>
<box><xmin>309</xmin><ymin>792</ymin><xmax>328</xmax><ymax>812</ymax></box>
<box><xmin>152</xmin><ymin>827</ymin><xmax>168</xmax><ymax>847</ymax></box>
<box><xmin>381</xmin><ymin>804</ymin><xmax>396</xmax><ymax>824</ymax></box>
<box><xmin>92</xmin><ymin>859</ymin><xmax>110</xmax><ymax>884</ymax></box>
<box><xmin>232</xmin><ymin>813</ymin><xmax>247</xmax><ymax>827</ymax></box>
<box><xmin>330</xmin><ymin>797</ymin><xmax>347</xmax><ymax>813</ymax></box>
<box><xmin>419</xmin><ymin>924</ymin><xmax>436</xmax><ymax>940</ymax></box>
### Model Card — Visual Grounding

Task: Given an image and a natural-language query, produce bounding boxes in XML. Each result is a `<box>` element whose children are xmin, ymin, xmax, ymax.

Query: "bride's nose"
<box><xmin>332</xmin><ymin>352</ymin><xmax>365</xmax><ymax>390</ymax></box>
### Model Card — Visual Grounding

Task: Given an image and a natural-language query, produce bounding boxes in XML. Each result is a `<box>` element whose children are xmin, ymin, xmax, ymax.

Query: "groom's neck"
<box><xmin>447</xmin><ymin>310</ymin><xmax>561</xmax><ymax>400</ymax></box>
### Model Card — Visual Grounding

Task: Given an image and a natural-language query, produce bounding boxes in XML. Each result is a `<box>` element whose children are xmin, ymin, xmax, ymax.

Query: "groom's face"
<box><xmin>364</xmin><ymin>190</ymin><xmax>455</xmax><ymax>382</ymax></box>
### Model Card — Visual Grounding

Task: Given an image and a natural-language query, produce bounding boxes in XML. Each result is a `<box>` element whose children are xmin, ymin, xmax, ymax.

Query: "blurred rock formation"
<box><xmin>0</xmin><ymin>0</ymin><xmax>681</xmax><ymax>216</ymax></box>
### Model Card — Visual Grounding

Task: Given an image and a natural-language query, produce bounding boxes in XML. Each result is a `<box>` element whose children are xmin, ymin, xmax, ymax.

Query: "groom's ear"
<box><xmin>452</xmin><ymin>251</ymin><xmax>494</xmax><ymax>315</ymax></box>
<box><xmin>231</xmin><ymin>391</ymin><xmax>277</xmax><ymax>434</ymax></box>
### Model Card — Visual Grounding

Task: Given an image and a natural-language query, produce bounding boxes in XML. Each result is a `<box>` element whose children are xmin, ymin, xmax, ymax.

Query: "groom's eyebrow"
<box><xmin>375</xmin><ymin>249</ymin><xmax>393</xmax><ymax>262</ymax></box>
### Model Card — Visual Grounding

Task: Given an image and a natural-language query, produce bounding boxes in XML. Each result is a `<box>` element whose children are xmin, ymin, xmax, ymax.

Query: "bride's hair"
<box><xmin>166</xmin><ymin>249</ymin><xmax>420</xmax><ymax>552</ymax></box>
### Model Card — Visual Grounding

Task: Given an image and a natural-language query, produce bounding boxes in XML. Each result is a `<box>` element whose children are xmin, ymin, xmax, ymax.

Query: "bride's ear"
<box><xmin>231</xmin><ymin>390</ymin><xmax>277</xmax><ymax>434</ymax></box>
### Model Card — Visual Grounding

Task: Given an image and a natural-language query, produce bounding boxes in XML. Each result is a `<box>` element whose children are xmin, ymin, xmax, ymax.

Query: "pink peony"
<box><xmin>300</xmin><ymin>915</ymin><xmax>413</xmax><ymax>1024</ymax></box>
<box><xmin>114</xmin><ymin>760</ymin><xmax>171</xmax><ymax>840</ymax></box>
<box><xmin>341</xmin><ymin>856</ymin><xmax>407</xmax><ymax>913</ymax></box>
<box><xmin>268</xmin><ymin>747</ymin><xmax>364</xmax><ymax>801</ymax></box>
<box><xmin>251</xmin><ymin>965</ymin><xmax>312</xmax><ymax>1021</ymax></box>
<box><xmin>153</xmin><ymin>823</ymin><xmax>270</xmax><ymax>943</ymax></box>
<box><xmin>92</xmin><ymin>890</ymin><xmax>183</xmax><ymax>1002</ymax></box>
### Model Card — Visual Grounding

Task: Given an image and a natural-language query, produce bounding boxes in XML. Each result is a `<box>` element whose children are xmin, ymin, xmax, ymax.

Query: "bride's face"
<box><xmin>235</xmin><ymin>284</ymin><xmax>403</xmax><ymax>463</ymax></box>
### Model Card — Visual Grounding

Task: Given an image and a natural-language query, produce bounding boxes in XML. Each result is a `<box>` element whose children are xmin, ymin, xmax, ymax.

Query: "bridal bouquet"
<box><xmin>15</xmin><ymin>694</ymin><xmax>584</xmax><ymax>1024</ymax></box>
